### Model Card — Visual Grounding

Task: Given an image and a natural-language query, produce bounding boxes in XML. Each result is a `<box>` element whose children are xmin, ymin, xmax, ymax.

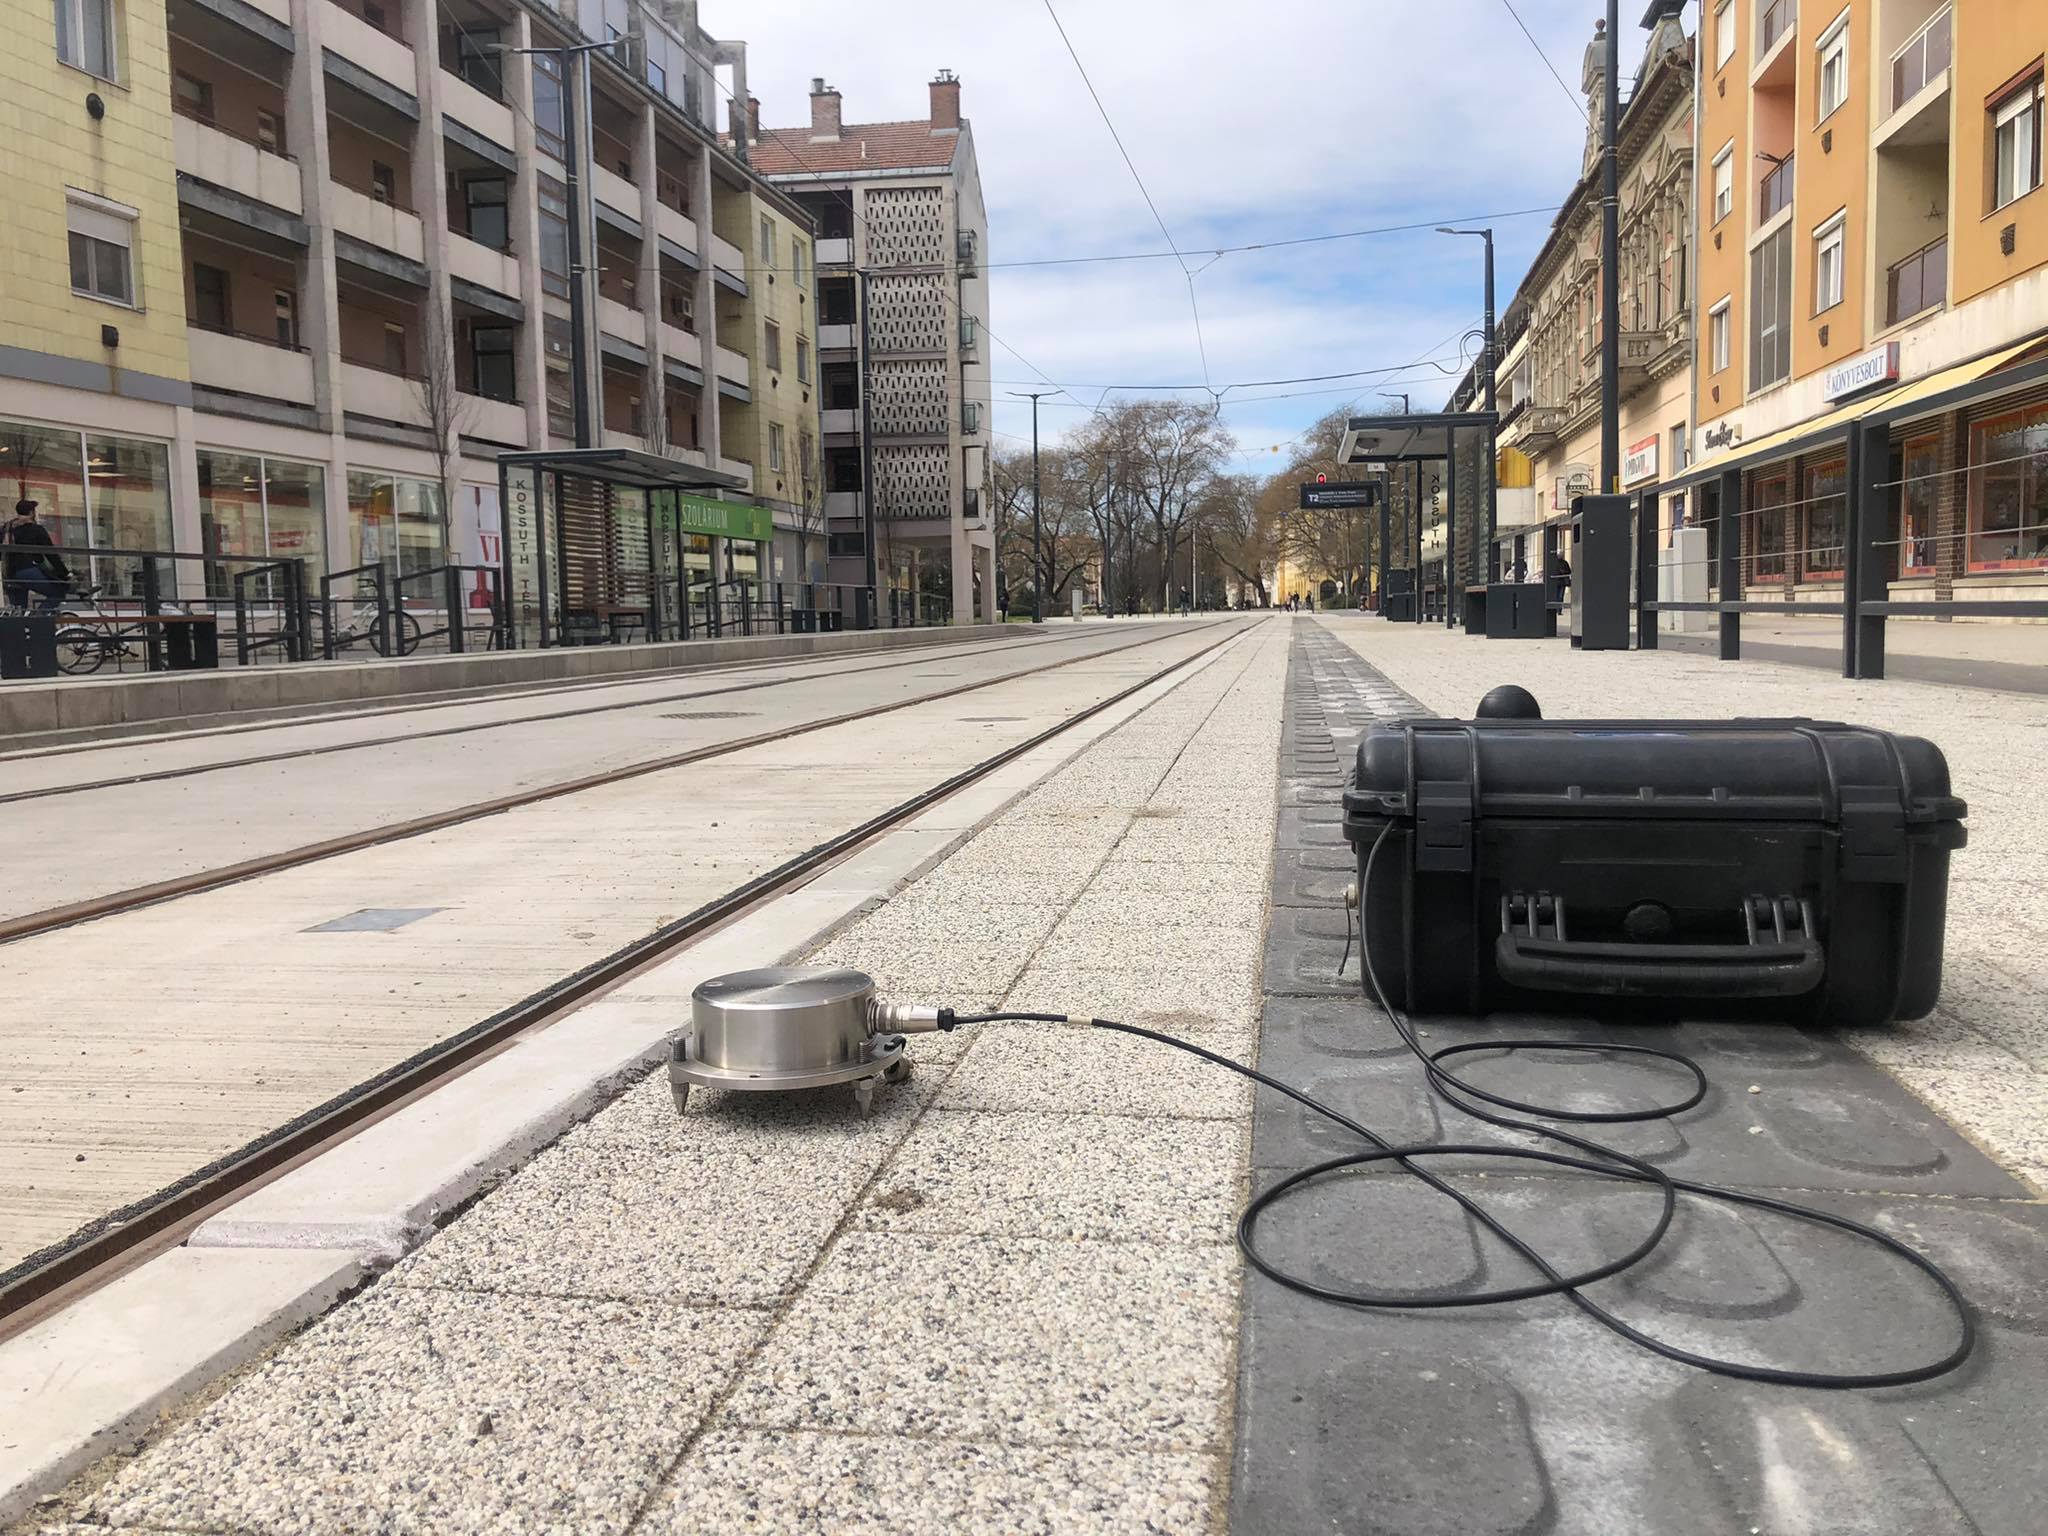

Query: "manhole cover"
<box><xmin>662</xmin><ymin>710</ymin><xmax>760</xmax><ymax>720</ymax></box>
<box><xmin>306</xmin><ymin>907</ymin><xmax>446</xmax><ymax>933</ymax></box>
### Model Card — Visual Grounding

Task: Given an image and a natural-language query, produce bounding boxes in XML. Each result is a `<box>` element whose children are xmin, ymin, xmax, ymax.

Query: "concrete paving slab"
<box><xmin>854</xmin><ymin>1107</ymin><xmax>1243</xmax><ymax>1244</ymax></box>
<box><xmin>933</xmin><ymin>1021</ymin><xmax>1256</xmax><ymax>1119</ymax></box>
<box><xmin>82</xmin><ymin>1287</ymin><xmax>763</xmax><ymax>1536</ymax></box>
<box><xmin>719</xmin><ymin>1231</ymin><xmax>1238</xmax><ymax>1451</ymax></box>
<box><xmin>643</xmin><ymin>1430</ymin><xmax>1221</xmax><ymax>1536</ymax></box>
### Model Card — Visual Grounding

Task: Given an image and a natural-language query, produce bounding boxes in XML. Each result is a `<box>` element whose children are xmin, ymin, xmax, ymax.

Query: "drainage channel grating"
<box><xmin>661</xmin><ymin>710</ymin><xmax>760</xmax><ymax>720</ymax></box>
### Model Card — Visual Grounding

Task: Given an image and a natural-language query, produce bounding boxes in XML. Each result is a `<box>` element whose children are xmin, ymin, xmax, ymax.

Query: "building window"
<box><xmin>383</xmin><ymin>322</ymin><xmax>407</xmax><ymax>374</ymax></box>
<box><xmin>191</xmin><ymin>262</ymin><xmax>230</xmax><ymax>332</ymax></box>
<box><xmin>1755</xmin><ymin>0</ymin><xmax>1790</xmax><ymax>58</ymax></box>
<box><xmin>792</xmin><ymin>238</ymin><xmax>808</xmax><ymax>288</ymax></box>
<box><xmin>1803</xmin><ymin>457</ymin><xmax>1847</xmax><ymax>577</ymax></box>
<box><xmin>1748</xmin><ymin>225</ymin><xmax>1792</xmax><ymax>391</ymax></box>
<box><xmin>53</xmin><ymin>0</ymin><xmax>116</xmax><ymax>79</ymax></box>
<box><xmin>470</xmin><ymin>324</ymin><xmax>516</xmax><ymax>402</ymax></box>
<box><xmin>346</xmin><ymin>469</ymin><xmax>445</xmax><ymax>581</ymax></box>
<box><xmin>1712</xmin><ymin>144</ymin><xmax>1734</xmax><ymax>223</ymax></box>
<box><xmin>1714</xmin><ymin>0</ymin><xmax>1735</xmax><ymax>69</ymax></box>
<box><xmin>0</xmin><ymin>418</ymin><xmax>173</xmax><ymax>593</ymax></box>
<box><xmin>1708</xmin><ymin>298</ymin><xmax>1731</xmax><ymax>372</ymax></box>
<box><xmin>769</xmin><ymin>422</ymin><xmax>785</xmax><ymax>471</ymax></box>
<box><xmin>197</xmin><ymin>450</ymin><xmax>327</xmax><ymax>592</ymax></box>
<box><xmin>66</xmin><ymin>194</ymin><xmax>135</xmax><ymax>306</ymax></box>
<box><xmin>1967</xmin><ymin>405</ymin><xmax>2048</xmax><ymax>569</ymax></box>
<box><xmin>647</xmin><ymin>57</ymin><xmax>666</xmax><ymax>95</ymax></box>
<box><xmin>763</xmin><ymin>320</ymin><xmax>782</xmax><ymax>371</ymax></box>
<box><xmin>1900</xmin><ymin>432</ymin><xmax>1939</xmax><ymax>574</ymax></box>
<box><xmin>256</xmin><ymin>109</ymin><xmax>285</xmax><ymax>155</ymax></box>
<box><xmin>759</xmin><ymin>214</ymin><xmax>775</xmax><ymax>265</ymax></box>
<box><xmin>1813</xmin><ymin>212</ymin><xmax>1846</xmax><ymax>312</ymax></box>
<box><xmin>1992</xmin><ymin>78</ymin><xmax>2044</xmax><ymax>211</ymax></box>
<box><xmin>173</xmin><ymin>69</ymin><xmax>213</xmax><ymax>122</ymax></box>
<box><xmin>538</xmin><ymin>176</ymin><xmax>569</xmax><ymax>299</ymax></box>
<box><xmin>1816</xmin><ymin>12</ymin><xmax>1849</xmax><ymax>121</ymax></box>
<box><xmin>532</xmin><ymin>52</ymin><xmax>564</xmax><ymax>161</ymax></box>
<box><xmin>274</xmin><ymin>289</ymin><xmax>297</xmax><ymax>348</ymax></box>
<box><xmin>371</xmin><ymin>162</ymin><xmax>398</xmax><ymax>205</ymax></box>
<box><xmin>1746</xmin><ymin>471</ymin><xmax>1789</xmax><ymax>582</ymax></box>
<box><xmin>796</xmin><ymin>336</ymin><xmax>810</xmax><ymax>384</ymax></box>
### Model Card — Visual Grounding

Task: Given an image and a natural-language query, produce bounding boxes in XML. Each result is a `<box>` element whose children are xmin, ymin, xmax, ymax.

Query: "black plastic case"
<box><xmin>1341</xmin><ymin>718</ymin><xmax>1967</xmax><ymax>1025</ymax></box>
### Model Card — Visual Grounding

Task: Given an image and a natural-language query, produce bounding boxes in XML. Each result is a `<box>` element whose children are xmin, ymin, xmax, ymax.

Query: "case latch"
<box><xmin>1838</xmin><ymin>791</ymin><xmax>1908</xmax><ymax>883</ymax></box>
<box><xmin>1414</xmin><ymin>779</ymin><xmax>1474</xmax><ymax>873</ymax></box>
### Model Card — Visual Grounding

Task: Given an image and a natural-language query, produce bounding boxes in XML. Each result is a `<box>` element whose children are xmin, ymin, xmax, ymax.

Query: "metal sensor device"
<box><xmin>668</xmin><ymin>967</ymin><xmax>946</xmax><ymax>1117</ymax></box>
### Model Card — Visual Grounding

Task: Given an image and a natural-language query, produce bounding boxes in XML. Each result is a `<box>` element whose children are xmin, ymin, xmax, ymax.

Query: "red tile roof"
<box><xmin>748</xmin><ymin>119</ymin><xmax>959</xmax><ymax>177</ymax></box>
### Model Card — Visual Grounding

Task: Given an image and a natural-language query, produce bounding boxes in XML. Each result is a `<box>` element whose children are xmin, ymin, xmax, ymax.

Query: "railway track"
<box><xmin>0</xmin><ymin>622</ymin><xmax>1225</xmax><ymax>945</ymax></box>
<box><xmin>0</xmin><ymin>619</ymin><xmax>1257</xmax><ymax>1328</ymax></box>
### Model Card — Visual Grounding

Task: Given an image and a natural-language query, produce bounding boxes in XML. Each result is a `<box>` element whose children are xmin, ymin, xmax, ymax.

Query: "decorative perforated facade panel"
<box><xmin>874</xmin><ymin>442</ymin><xmax>952</xmax><ymax>519</ymax></box>
<box><xmin>868</xmin><ymin>358</ymin><xmax>949</xmax><ymax>436</ymax></box>
<box><xmin>864</xmin><ymin>186</ymin><xmax>947</xmax><ymax>268</ymax></box>
<box><xmin>866</xmin><ymin>272</ymin><xmax>949</xmax><ymax>353</ymax></box>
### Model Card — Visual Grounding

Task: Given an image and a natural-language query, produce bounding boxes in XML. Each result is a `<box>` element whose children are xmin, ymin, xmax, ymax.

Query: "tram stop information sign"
<box><xmin>1298</xmin><ymin>477</ymin><xmax>1378</xmax><ymax>510</ymax></box>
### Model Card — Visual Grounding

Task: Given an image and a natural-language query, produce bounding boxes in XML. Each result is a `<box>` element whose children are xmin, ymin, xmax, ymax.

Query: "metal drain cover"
<box><xmin>662</xmin><ymin>710</ymin><xmax>759</xmax><ymax>720</ymax></box>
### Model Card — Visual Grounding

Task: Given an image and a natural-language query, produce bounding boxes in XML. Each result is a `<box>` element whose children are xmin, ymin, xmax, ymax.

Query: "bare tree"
<box><xmin>414</xmin><ymin>302</ymin><xmax>477</xmax><ymax>560</ymax></box>
<box><xmin>1109</xmin><ymin>400</ymin><xmax>1231</xmax><ymax>612</ymax></box>
<box><xmin>1203</xmin><ymin>474</ymin><xmax>1278</xmax><ymax>607</ymax></box>
<box><xmin>791</xmin><ymin>425</ymin><xmax>826</xmax><ymax>585</ymax></box>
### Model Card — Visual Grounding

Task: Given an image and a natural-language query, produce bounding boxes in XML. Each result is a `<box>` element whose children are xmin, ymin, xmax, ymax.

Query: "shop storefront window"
<box><xmin>347</xmin><ymin>469</ymin><xmax>446</xmax><ymax>597</ymax></box>
<box><xmin>198</xmin><ymin>450</ymin><xmax>327</xmax><ymax>600</ymax></box>
<box><xmin>728</xmin><ymin>538</ymin><xmax>760</xmax><ymax>587</ymax></box>
<box><xmin>3</xmin><ymin>418</ymin><xmax>174</xmax><ymax>595</ymax></box>
<box><xmin>1746</xmin><ymin>471</ymin><xmax>1788</xmax><ymax>583</ymax></box>
<box><xmin>1900</xmin><ymin>434</ymin><xmax>1939</xmax><ymax>575</ymax></box>
<box><xmin>1802</xmin><ymin>458</ymin><xmax>1846</xmax><ymax>579</ymax></box>
<box><xmin>1968</xmin><ymin>406</ymin><xmax>2048</xmax><ymax>570</ymax></box>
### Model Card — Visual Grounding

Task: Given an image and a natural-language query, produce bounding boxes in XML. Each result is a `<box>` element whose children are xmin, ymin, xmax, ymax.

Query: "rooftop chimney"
<box><xmin>809</xmin><ymin>77</ymin><xmax>842</xmax><ymax>142</ymax></box>
<box><xmin>929</xmin><ymin>69</ymin><xmax>960</xmax><ymax>134</ymax></box>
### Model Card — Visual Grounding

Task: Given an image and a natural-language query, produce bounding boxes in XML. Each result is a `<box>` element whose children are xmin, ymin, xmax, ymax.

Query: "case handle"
<box><xmin>1494</xmin><ymin>933</ymin><xmax>1824</xmax><ymax>999</ymax></box>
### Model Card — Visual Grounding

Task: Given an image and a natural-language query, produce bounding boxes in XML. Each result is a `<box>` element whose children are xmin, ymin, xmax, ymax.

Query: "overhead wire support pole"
<box><xmin>1600</xmin><ymin>0</ymin><xmax>1622</xmax><ymax>493</ymax></box>
<box><xmin>1009</xmin><ymin>391</ymin><xmax>1054</xmax><ymax>623</ymax></box>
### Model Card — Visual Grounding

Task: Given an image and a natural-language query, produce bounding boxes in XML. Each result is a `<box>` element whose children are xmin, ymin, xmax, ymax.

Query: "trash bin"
<box><xmin>0</xmin><ymin>614</ymin><xmax>59</xmax><ymax>679</ymax></box>
<box><xmin>164</xmin><ymin>617</ymin><xmax>220</xmax><ymax>670</ymax></box>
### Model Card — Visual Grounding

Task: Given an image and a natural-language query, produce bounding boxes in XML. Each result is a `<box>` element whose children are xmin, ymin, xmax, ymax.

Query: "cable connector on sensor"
<box><xmin>869</xmin><ymin>999</ymin><xmax>954</xmax><ymax>1034</ymax></box>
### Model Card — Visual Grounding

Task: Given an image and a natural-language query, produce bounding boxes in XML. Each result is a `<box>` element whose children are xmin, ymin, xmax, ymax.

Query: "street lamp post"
<box><xmin>1009</xmin><ymin>391</ymin><xmax>1052</xmax><ymax>623</ymax></box>
<box><xmin>1439</xmin><ymin>225</ymin><xmax>1497</xmax><ymax>591</ymax></box>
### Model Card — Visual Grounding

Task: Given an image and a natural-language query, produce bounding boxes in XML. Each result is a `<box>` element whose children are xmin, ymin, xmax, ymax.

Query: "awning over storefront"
<box><xmin>1666</xmin><ymin>338</ymin><xmax>2045</xmax><ymax>494</ymax></box>
<box><xmin>493</xmin><ymin>446</ymin><xmax>748</xmax><ymax>493</ymax></box>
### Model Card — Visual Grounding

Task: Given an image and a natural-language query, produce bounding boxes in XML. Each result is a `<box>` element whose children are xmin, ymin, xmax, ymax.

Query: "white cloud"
<box><xmin>706</xmin><ymin>0</ymin><xmax>1632</xmax><ymax>455</ymax></box>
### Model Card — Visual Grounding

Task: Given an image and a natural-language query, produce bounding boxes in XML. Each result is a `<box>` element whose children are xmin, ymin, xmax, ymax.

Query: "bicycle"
<box><xmin>328</xmin><ymin>595</ymin><xmax>422</xmax><ymax>657</ymax></box>
<box><xmin>49</xmin><ymin>585</ymin><xmax>151</xmax><ymax>676</ymax></box>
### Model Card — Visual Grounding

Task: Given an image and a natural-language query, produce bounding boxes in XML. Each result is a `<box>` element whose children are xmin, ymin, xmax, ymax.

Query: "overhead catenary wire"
<box><xmin>1496</xmin><ymin>0</ymin><xmax>1592</xmax><ymax>123</ymax></box>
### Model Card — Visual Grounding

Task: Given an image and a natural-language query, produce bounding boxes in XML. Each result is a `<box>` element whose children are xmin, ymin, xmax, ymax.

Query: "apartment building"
<box><xmin>1443</xmin><ymin>8</ymin><xmax>1696</xmax><ymax>592</ymax></box>
<box><xmin>753</xmin><ymin>73</ymin><xmax>997</xmax><ymax>625</ymax></box>
<box><xmin>1</xmin><ymin>0</ymin><xmax>819</xmax><ymax>611</ymax></box>
<box><xmin>1685</xmin><ymin>0</ymin><xmax>2048</xmax><ymax>603</ymax></box>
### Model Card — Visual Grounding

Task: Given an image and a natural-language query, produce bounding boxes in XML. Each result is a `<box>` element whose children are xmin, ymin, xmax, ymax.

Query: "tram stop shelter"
<box><xmin>496</xmin><ymin>448</ymin><xmax>798</xmax><ymax>649</ymax></box>
<box><xmin>1338</xmin><ymin>411</ymin><xmax>1501</xmax><ymax>630</ymax></box>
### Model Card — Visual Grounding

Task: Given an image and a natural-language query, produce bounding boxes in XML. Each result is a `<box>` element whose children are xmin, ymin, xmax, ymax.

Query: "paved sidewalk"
<box><xmin>1320</xmin><ymin>614</ymin><xmax>2048</xmax><ymax>1192</ymax></box>
<box><xmin>32</xmin><ymin>620</ymin><xmax>1288</xmax><ymax>1534</ymax></box>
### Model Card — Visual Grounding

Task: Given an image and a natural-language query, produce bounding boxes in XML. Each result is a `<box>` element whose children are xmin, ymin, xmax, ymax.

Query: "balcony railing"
<box><xmin>1755</xmin><ymin>0</ymin><xmax>1792</xmax><ymax>58</ymax></box>
<box><xmin>189</xmin><ymin>317</ymin><xmax>307</xmax><ymax>351</ymax></box>
<box><xmin>1886</xmin><ymin>236</ymin><xmax>1947</xmax><ymax>326</ymax></box>
<box><xmin>172</xmin><ymin>102</ymin><xmax>297</xmax><ymax>160</ymax></box>
<box><xmin>1759</xmin><ymin>155</ymin><xmax>1794</xmax><ymax>222</ymax></box>
<box><xmin>1891</xmin><ymin>7</ymin><xmax>1951</xmax><ymax>112</ymax></box>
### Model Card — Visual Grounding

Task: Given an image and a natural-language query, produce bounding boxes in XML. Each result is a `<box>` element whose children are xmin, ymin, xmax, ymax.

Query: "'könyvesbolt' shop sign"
<box><xmin>1822</xmin><ymin>341</ymin><xmax>1901</xmax><ymax>403</ymax></box>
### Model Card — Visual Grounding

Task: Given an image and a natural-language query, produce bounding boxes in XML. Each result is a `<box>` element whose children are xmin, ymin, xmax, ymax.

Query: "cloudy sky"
<box><xmin>706</xmin><ymin>0</ymin><xmax>1671</xmax><ymax>466</ymax></box>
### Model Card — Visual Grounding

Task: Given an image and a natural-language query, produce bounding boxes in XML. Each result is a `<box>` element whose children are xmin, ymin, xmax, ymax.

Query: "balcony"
<box><xmin>817</xmin><ymin>237</ymin><xmax>852</xmax><ymax>266</ymax></box>
<box><xmin>188</xmin><ymin>326</ymin><xmax>314</xmax><ymax>405</ymax></box>
<box><xmin>459</xmin><ymin>391</ymin><xmax>527</xmax><ymax>445</ymax></box>
<box><xmin>173</xmin><ymin>114</ymin><xmax>302</xmax><ymax>215</ymax></box>
<box><xmin>340</xmin><ymin>359</ymin><xmax>428</xmax><ymax>424</ymax></box>
<box><xmin>656</xmin><ymin>202</ymin><xmax>699</xmax><ymax>257</ymax></box>
<box><xmin>822</xmin><ymin>407</ymin><xmax>857</xmax><ymax>434</ymax></box>
<box><xmin>718</xmin><ymin>456</ymin><xmax>754</xmax><ymax>491</ymax></box>
<box><xmin>330</xmin><ymin>181</ymin><xmax>425</xmax><ymax>262</ymax></box>
<box><xmin>598</xmin><ymin>294</ymin><xmax>645</xmax><ymax>345</ymax></box>
<box><xmin>1891</xmin><ymin>8</ymin><xmax>1951</xmax><ymax>116</ymax></box>
<box><xmin>604</xmin><ymin>429</ymin><xmax>651</xmax><ymax>454</ymax></box>
<box><xmin>1886</xmin><ymin>236</ymin><xmax>1947</xmax><ymax>326</ymax></box>
<box><xmin>446</xmin><ymin>231</ymin><xmax>518</xmax><ymax>297</ymax></box>
<box><xmin>319</xmin><ymin>0</ymin><xmax>414</xmax><ymax>94</ymax></box>
<box><xmin>593</xmin><ymin>164</ymin><xmax>640</xmax><ymax>224</ymax></box>
<box><xmin>1513</xmin><ymin>404</ymin><xmax>1568</xmax><ymax>452</ymax></box>
<box><xmin>715</xmin><ymin>345</ymin><xmax>749</xmax><ymax>389</ymax></box>
<box><xmin>818</xmin><ymin>323</ymin><xmax>856</xmax><ymax>350</ymax></box>
<box><xmin>711</xmin><ymin>232</ymin><xmax>746</xmax><ymax>278</ymax></box>
<box><xmin>1758</xmin><ymin>155</ymin><xmax>1794</xmax><ymax>224</ymax></box>
<box><xmin>660</xmin><ymin>321</ymin><xmax>701</xmax><ymax>368</ymax></box>
<box><xmin>825</xmin><ymin>490</ymin><xmax>860</xmax><ymax>519</ymax></box>
<box><xmin>1753</xmin><ymin>0</ymin><xmax>1794</xmax><ymax>70</ymax></box>
<box><xmin>439</xmin><ymin>70</ymin><xmax>515</xmax><ymax>154</ymax></box>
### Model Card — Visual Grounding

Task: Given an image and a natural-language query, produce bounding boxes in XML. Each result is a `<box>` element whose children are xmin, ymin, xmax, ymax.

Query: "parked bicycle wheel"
<box><xmin>368</xmin><ymin>609</ymin><xmax>424</xmax><ymax>658</ymax></box>
<box><xmin>55</xmin><ymin>627</ymin><xmax>106</xmax><ymax>675</ymax></box>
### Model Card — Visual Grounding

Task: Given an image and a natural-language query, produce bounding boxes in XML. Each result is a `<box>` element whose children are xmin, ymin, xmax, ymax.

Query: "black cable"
<box><xmin>961</xmin><ymin>826</ymin><xmax>1975</xmax><ymax>1387</ymax></box>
